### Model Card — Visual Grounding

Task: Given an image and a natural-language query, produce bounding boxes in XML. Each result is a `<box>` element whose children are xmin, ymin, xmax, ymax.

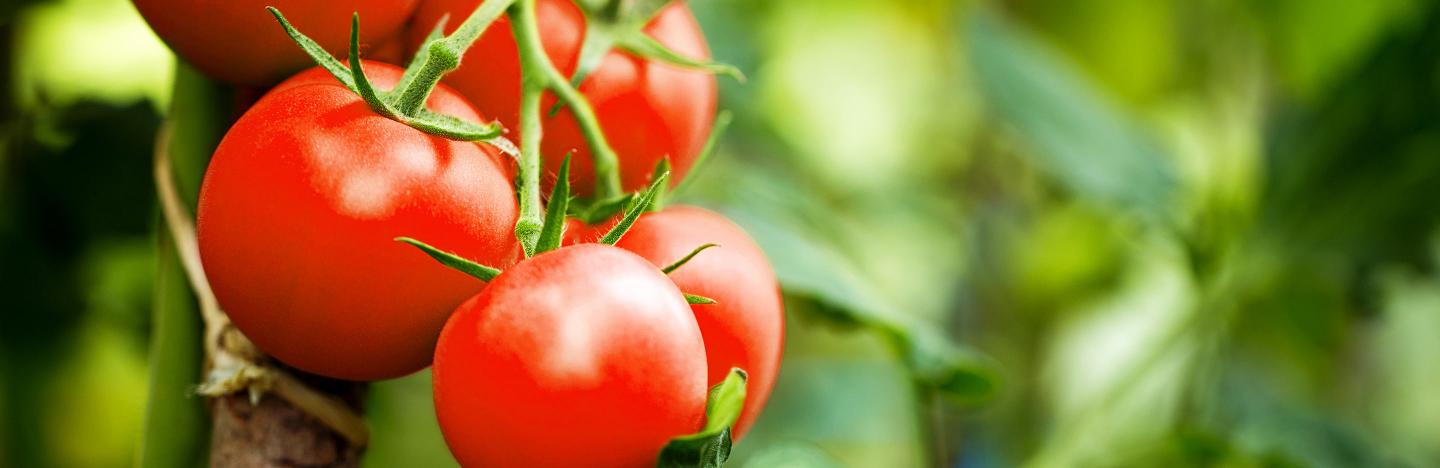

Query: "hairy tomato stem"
<box><xmin>509</xmin><ymin>0</ymin><xmax>623</xmax><ymax>202</ymax></box>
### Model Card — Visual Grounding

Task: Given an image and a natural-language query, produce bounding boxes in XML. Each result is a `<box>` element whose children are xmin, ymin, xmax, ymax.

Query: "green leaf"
<box><xmin>616</xmin><ymin>31</ymin><xmax>745</xmax><ymax>82</ymax></box>
<box><xmin>725</xmin><ymin>209</ymin><xmax>1001</xmax><ymax>403</ymax></box>
<box><xmin>656</xmin><ymin>368</ymin><xmax>747</xmax><ymax>468</ymax></box>
<box><xmin>569</xmin><ymin>193</ymin><xmax>634</xmax><ymax>225</ymax></box>
<box><xmin>599</xmin><ymin>172</ymin><xmax>669</xmax><ymax>245</ymax></box>
<box><xmin>267</xmin><ymin>7</ymin><xmax>355</xmax><ymax>91</ymax></box>
<box><xmin>395</xmin><ymin>237</ymin><xmax>501</xmax><ymax>281</ymax></box>
<box><xmin>347</xmin><ymin>14</ymin><xmax>399</xmax><ymax>118</ymax></box>
<box><xmin>967</xmin><ymin>9</ymin><xmax>1175</xmax><ymax>220</ymax></box>
<box><xmin>535</xmin><ymin>154</ymin><xmax>573</xmax><ymax>254</ymax></box>
<box><xmin>649</xmin><ymin>157</ymin><xmax>673</xmax><ymax>212</ymax></box>
<box><xmin>685</xmin><ymin>294</ymin><xmax>717</xmax><ymax>305</ymax></box>
<box><xmin>663</xmin><ymin>243</ymin><xmax>718</xmax><ymax>274</ymax></box>
<box><xmin>407</xmin><ymin>110</ymin><xmax>505</xmax><ymax>141</ymax></box>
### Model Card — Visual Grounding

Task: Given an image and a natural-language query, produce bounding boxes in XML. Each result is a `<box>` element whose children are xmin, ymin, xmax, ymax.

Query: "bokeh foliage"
<box><xmin>3</xmin><ymin>0</ymin><xmax>1439</xmax><ymax>466</ymax></box>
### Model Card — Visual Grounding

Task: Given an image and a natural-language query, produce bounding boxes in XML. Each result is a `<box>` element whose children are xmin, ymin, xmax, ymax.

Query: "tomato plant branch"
<box><xmin>510</xmin><ymin>0</ymin><xmax>624</xmax><ymax>205</ymax></box>
<box><xmin>392</xmin><ymin>0</ymin><xmax>515</xmax><ymax>115</ymax></box>
<box><xmin>155</xmin><ymin>122</ymin><xmax>370</xmax><ymax>448</ymax></box>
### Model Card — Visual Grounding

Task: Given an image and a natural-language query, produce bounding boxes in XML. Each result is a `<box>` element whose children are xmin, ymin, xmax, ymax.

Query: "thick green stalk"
<box><xmin>138</xmin><ymin>62</ymin><xmax>226</xmax><ymax>468</ymax></box>
<box><xmin>512</xmin><ymin>0</ymin><xmax>547</xmax><ymax>256</ymax></box>
<box><xmin>393</xmin><ymin>0</ymin><xmax>515</xmax><ymax>115</ymax></box>
<box><xmin>510</xmin><ymin>0</ymin><xmax>623</xmax><ymax>201</ymax></box>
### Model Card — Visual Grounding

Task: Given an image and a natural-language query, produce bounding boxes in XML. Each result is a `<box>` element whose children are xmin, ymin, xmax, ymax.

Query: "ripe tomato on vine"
<box><xmin>197</xmin><ymin>62</ymin><xmax>519</xmax><ymax>381</ymax></box>
<box><xmin>132</xmin><ymin>0</ymin><xmax>419</xmax><ymax>85</ymax></box>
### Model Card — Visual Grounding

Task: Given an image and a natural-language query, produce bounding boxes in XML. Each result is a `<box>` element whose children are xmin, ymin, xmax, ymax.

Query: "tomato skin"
<box><xmin>433</xmin><ymin>244</ymin><xmax>707</xmax><ymax>467</ymax></box>
<box><xmin>566</xmin><ymin>206</ymin><xmax>784</xmax><ymax>440</ymax></box>
<box><xmin>408</xmin><ymin>0</ymin><xmax>718</xmax><ymax>195</ymax></box>
<box><xmin>132</xmin><ymin>0</ymin><xmax>418</xmax><ymax>85</ymax></box>
<box><xmin>197</xmin><ymin>61</ymin><xmax>519</xmax><ymax>381</ymax></box>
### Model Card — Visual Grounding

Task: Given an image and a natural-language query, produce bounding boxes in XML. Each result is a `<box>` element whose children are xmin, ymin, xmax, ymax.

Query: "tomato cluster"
<box><xmin>138</xmin><ymin>0</ymin><xmax>780</xmax><ymax>464</ymax></box>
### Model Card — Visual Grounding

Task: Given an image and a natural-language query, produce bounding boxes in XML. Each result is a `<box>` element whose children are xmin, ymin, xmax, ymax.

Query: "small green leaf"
<box><xmin>407</xmin><ymin>110</ymin><xmax>505</xmax><ymax>141</ymax></box>
<box><xmin>267</xmin><ymin>7</ymin><xmax>356</xmax><ymax>91</ymax></box>
<box><xmin>599</xmin><ymin>172</ymin><xmax>669</xmax><ymax>245</ymax></box>
<box><xmin>649</xmin><ymin>157</ymin><xmax>672</xmax><ymax>211</ymax></box>
<box><xmin>617</xmin><ymin>32</ymin><xmax>745</xmax><ymax>82</ymax></box>
<box><xmin>535</xmin><ymin>154</ymin><xmax>573</xmax><ymax>254</ymax></box>
<box><xmin>685</xmin><ymin>294</ymin><xmax>716</xmax><ymax>305</ymax></box>
<box><xmin>656</xmin><ymin>368</ymin><xmax>747</xmax><ymax>468</ymax></box>
<box><xmin>725</xmin><ymin>209</ymin><xmax>1002</xmax><ymax>403</ymax></box>
<box><xmin>968</xmin><ymin>10</ymin><xmax>1174</xmax><ymax>220</ymax></box>
<box><xmin>348</xmin><ymin>14</ymin><xmax>400</xmax><ymax>118</ymax></box>
<box><xmin>663</xmin><ymin>243</ymin><xmax>718</xmax><ymax>274</ymax></box>
<box><xmin>570</xmin><ymin>193</ymin><xmax>634</xmax><ymax>225</ymax></box>
<box><xmin>395</xmin><ymin>237</ymin><xmax>501</xmax><ymax>281</ymax></box>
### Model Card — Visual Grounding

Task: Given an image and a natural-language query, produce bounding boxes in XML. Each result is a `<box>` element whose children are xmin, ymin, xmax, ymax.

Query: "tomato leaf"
<box><xmin>684</xmin><ymin>294</ymin><xmax>717</xmax><ymax>305</ymax></box>
<box><xmin>599</xmin><ymin>172</ymin><xmax>669</xmax><ymax>245</ymax></box>
<box><xmin>725</xmin><ymin>209</ymin><xmax>1001</xmax><ymax>403</ymax></box>
<box><xmin>570</xmin><ymin>193</ymin><xmax>634</xmax><ymax>225</ymax></box>
<box><xmin>615</xmin><ymin>31</ymin><xmax>745</xmax><ymax>82</ymax></box>
<box><xmin>968</xmin><ymin>9</ymin><xmax>1175</xmax><ymax>222</ymax></box>
<box><xmin>656</xmin><ymin>368</ymin><xmax>747</xmax><ymax>468</ymax></box>
<box><xmin>535</xmin><ymin>154</ymin><xmax>573</xmax><ymax>254</ymax></box>
<box><xmin>649</xmin><ymin>157</ymin><xmax>673</xmax><ymax>211</ymax></box>
<box><xmin>347</xmin><ymin>14</ymin><xmax>400</xmax><ymax>118</ymax></box>
<box><xmin>663</xmin><ymin>243</ymin><xmax>718</xmax><ymax>274</ymax></box>
<box><xmin>395</xmin><ymin>237</ymin><xmax>502</xmax><ymax>281</ymax></box>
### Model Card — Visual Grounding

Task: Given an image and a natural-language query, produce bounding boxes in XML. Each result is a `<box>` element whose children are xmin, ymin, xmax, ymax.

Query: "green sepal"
<box><xmin>616</xmin><ymin>31</ymin><xmax>745</xmax><ymax>82</ymax></box>
<box><xmin>672</xmin><ymin>111</ymin><xmax>732</xmax><ymax>196</ymax></box>
<box><xmin>684</xmin><ymin>294</ymin><xmax>717</xmax><ymax>305</ymax></box>
<box><xmin>648</xmin><ymin>157</ymin><xmax>672</xmax><ymax>212</ymax></box>
<box><xmin>347</xmin><ymin>14</ymin><xmax>400</xmax><ymax>118</ymax></box>
<box><xmin>599</xmin><ymin>172</ymin><xmax>669</xmax><ymax>245</ymax></box>
<box><xmin>656</xmin><ymin>368</ymin><xmax>748</xmax><ymax>468</ymax></box>
<box><xmin>407</xmin><ymin>110</ymin><xmax>505</xmax><ymax>141</ymax></box>
<box><xmin>663</xmin><ymin>243</ymin><xmax>717</xmax><ymax>274</ymax></box>
<box><xmin>395</xmin><ymin>237</ymin><xmax>501</xmax><ymax>281</ymax></box>
<box><xmin>570</xmin><ymin>193</ymin><xmax>634</xmax><ymax>225</ymax></box>
<box><xmin>535</xmin><ymin>154</ymin><xmax>573</xmax><ymax>254</ymax></box>
<box><xmin>267</xmin><ymin>7</ymin><xmax>356</xmax><ymax>91</ymax></box>
<box><xmin>269</xmin><ymin>7</ymin><xmax>505</xmax><ymax>142</ymax></box>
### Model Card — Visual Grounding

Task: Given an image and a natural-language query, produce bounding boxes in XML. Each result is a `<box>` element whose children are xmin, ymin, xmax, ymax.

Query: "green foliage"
<box><xmin>968</xmin><ymin>9</ymin><xmax>1176</xmax><ymax>221</ymax></box>
<box><xmin>657</xmin><ymin>369</ymin><xmax>747</xmax><ymax>468</ymax></box>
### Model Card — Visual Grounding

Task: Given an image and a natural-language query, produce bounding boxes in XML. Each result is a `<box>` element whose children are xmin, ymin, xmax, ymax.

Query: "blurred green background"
<box><xmin>4</xmin><ymin>0</ymin><xmax>1440</xmax><ymax>466</ymax></box>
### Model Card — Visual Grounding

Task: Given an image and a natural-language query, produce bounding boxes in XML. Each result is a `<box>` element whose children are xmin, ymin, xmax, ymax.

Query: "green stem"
<box><xmin>393</xmin><ymin>0</ymin><xmax>515</xmax><ymax>115</ymax></box>
<box><xmin>139</xmin><ymin>62</ymin><xmax>226</xmax><ymax>468</ymax></box>
<box><xmin>510</xmin><ymin>0</ymin><xmax>623</xmax><ymax>200</ymax></box>
<box><xmin>511</xmin><ymin>0</ymin><xmax>547</xmax><ymax>256</ymax></box>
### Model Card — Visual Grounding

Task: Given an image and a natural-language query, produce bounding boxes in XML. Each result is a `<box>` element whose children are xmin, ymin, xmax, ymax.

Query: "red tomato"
<box><xmin>433</xmin><ymin>243</ymin><xmax>707</xmax><ymax>466</ymax></box>
<box><xmin>197</xmin><ymin>61</ymin><xmax>519</xmax><ymax>381</ymax></box>
<box><xmin>132</xmin><ymin>0</ymin><xmax>419</xmax><ymax>85</ymax></box>
<box><xmin>566</xmin><ymin>206</ymin><xmax>784</xmax><ymax>439</ymax></box>
<box><xmin>408</xmin><ymin>0</ymin><xmax>717</xmax><ymax>196</ymax></box>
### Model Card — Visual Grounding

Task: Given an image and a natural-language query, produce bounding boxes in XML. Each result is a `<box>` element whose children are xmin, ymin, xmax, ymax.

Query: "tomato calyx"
<box><xmin>267</xmin><ymin>6</ymin><xmax>511</xmax><ymax>142</ymax></box>
<box><xmin>656</xmin><ymin>367</ymin><xmax>749</xmax><ymax>468</ymax></box>
<box><xmin>560</xmin><ymin>0</ymin><xmax>744</xmax><ymax>113</ymax></box>
<box><xmin>662</xmin><ymin>243</ymin><xmax>719</xmax><ymax>274</ymax></box>
<box><xmin>398</xmin><ymin>160</ymin><xmax>719</xmax><ymax>308</ymax></box>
